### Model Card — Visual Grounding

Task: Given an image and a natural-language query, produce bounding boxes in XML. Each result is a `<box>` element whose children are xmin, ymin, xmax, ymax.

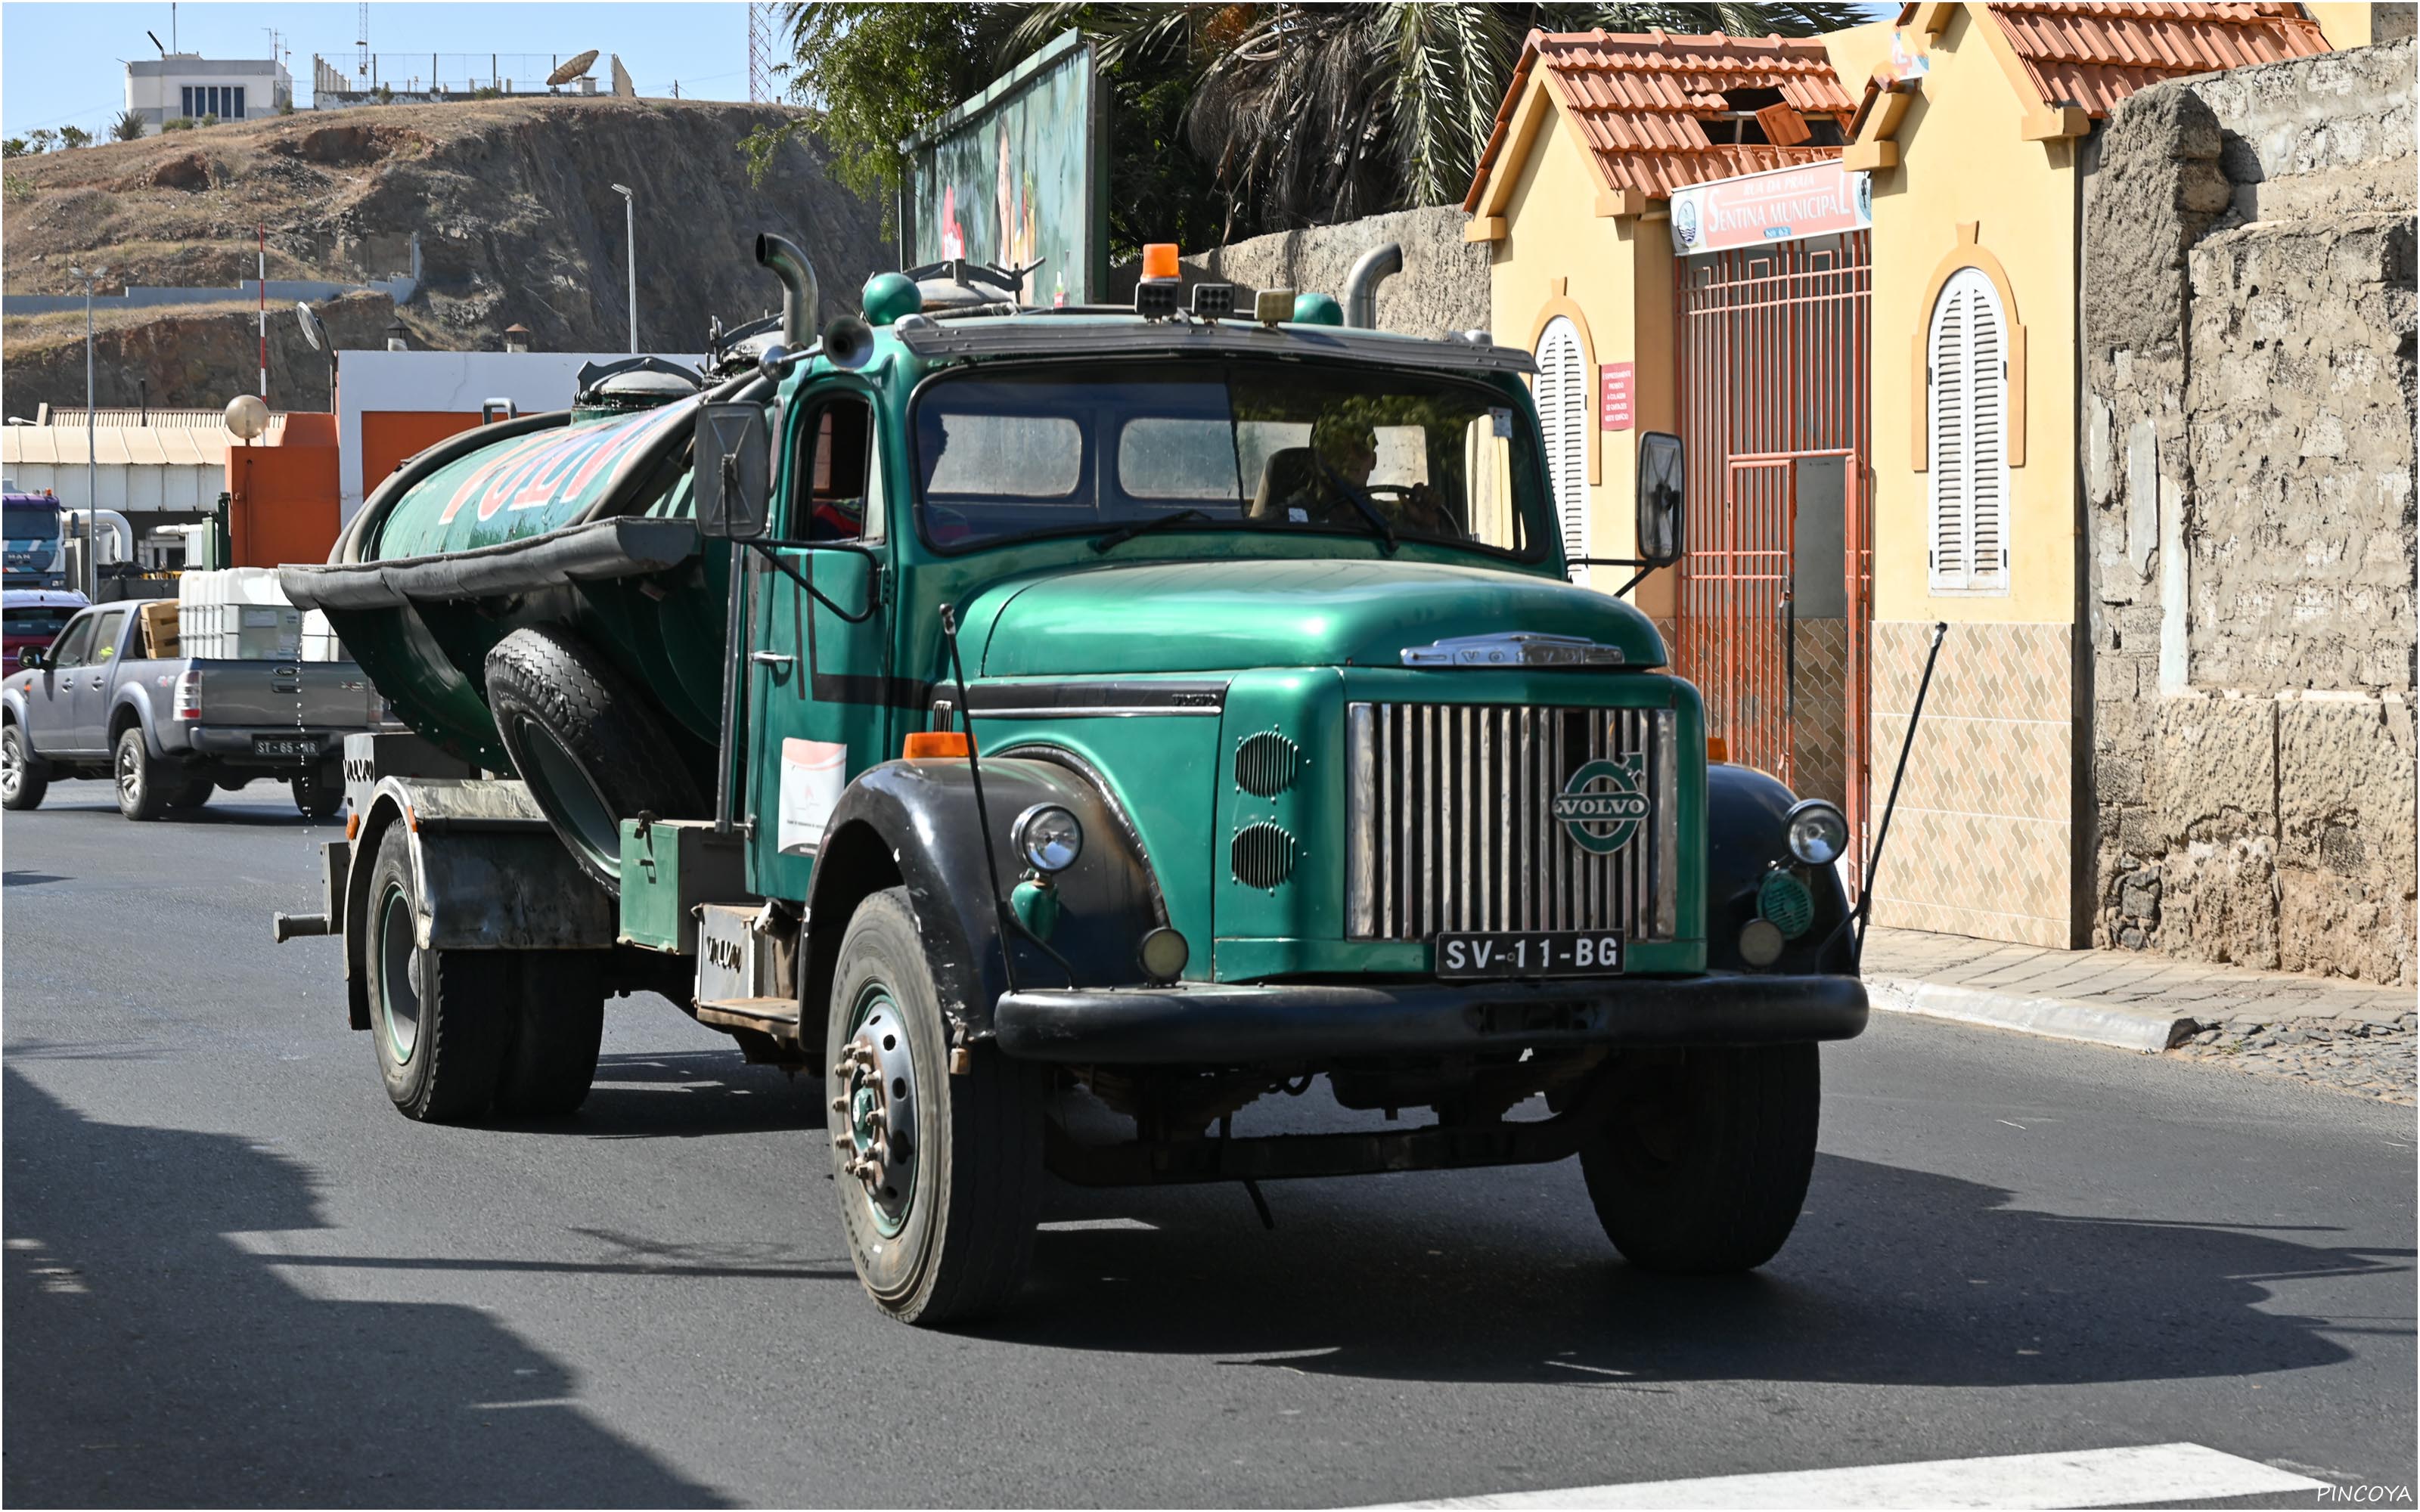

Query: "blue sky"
<box><xmin>2</xmin><ymin>2</ymin><xmax>759</xmax><ymax>139</ymax></box>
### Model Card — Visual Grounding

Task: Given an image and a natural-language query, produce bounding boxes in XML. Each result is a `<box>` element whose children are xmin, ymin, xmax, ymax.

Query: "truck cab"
<box><xmin>281</xmin><ymin>247</ymin><xmax>1866</xmax><ymax>1325</ymax></box>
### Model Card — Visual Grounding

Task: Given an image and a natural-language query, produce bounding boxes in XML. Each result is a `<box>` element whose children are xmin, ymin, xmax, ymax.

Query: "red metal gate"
<box><xmin>1675</xmin><ymin>231</ymin><xmax>1874</xmax><ymax>888</ymax></box>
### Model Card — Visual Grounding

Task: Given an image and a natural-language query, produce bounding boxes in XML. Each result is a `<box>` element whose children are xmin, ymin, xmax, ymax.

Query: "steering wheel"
<box><xmin>1363</xmin><ymin>483</ymin><xmax>1467</xmax><ymax>541</ymax></box>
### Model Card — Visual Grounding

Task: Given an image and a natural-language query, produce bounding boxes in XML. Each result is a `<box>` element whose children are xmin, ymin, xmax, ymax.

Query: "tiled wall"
<box><xmin>1792</xmin><ymin>618</ymin><xmax>1851</xmax><ymax>810</ymax></box>
<box><xmin>1869</xmin><ymin>620</ymin><xmax>2082</xmax><ymax>947</ymax></box>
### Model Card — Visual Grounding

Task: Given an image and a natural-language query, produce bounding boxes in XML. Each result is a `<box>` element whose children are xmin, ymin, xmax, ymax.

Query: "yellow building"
<box><xmin>1467</xmin><ymin>5</ymin><xmax>2342</xmax><ymax>947</ymax></box>
<box><xmin>1841</xmin><ymin>2</ymin><xmax>2328</xmax><ymax>945</ymax></box>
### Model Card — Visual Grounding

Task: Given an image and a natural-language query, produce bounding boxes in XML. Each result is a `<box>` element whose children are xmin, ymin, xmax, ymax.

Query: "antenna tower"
<box><xmin>747</xmin><ymin>2</ymin><xmax>777</xmax><ymax>104</ymax></box>
<box><xmin>356</xmin><ymin>2</ymin><xmax>370</xmax><ymax>79</ymax></box>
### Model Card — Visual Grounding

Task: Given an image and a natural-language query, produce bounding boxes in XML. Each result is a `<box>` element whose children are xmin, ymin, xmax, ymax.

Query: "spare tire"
<box><xmin>486</xmin><ymin>625</ymin><xmax>706</xmax><ymax>894</ymax></box>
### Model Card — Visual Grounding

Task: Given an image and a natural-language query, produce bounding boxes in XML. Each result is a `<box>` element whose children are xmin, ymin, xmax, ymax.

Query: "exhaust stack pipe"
<box><xmin>1342</xmin><ymin>242</ymin><xmax>1402</xmax><ymax>329</ymax></box>
<box><xmin>755</xmin><ymin>233</ymin><xmax>819</xmax><ymax>347</ymax></box>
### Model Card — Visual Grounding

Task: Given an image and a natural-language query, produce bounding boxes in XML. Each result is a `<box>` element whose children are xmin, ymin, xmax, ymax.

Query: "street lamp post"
<box><xmin>611</xmin><ymin>183</ymin><xmax>637</xmax><ymax>353</ymax></box>
<box><xmin>68</xmin><ymin>264</ymin><xmax>107</xmax><ymax>596</ymax></box>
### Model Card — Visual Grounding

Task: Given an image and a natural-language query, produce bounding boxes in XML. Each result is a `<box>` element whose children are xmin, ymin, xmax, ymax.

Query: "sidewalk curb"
<box><xmin>1864</xmin><ymin>977</ymin><xmax>2196</xmax><ymax>1054</ymax></box>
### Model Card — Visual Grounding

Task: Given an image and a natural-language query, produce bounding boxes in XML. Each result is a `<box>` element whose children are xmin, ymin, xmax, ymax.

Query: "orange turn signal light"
<box><xmin>1707</xmin><ymin>736</ymin><xmax>1730</xmax><ymax>764</ymax></box>
<box><xmin>344</xmin><ymin>810</ymin><xmax>360</xmax><ymax>841</ymax></box>
<box><xmin>904</xmin><ymin>730</ymin><xmax>971</xmax><ymax>760</ymax></box>
<box><xmin>1140</xmin><ymin>242</ymin><xmax>1180</xmax><ymax>281</ymax></box>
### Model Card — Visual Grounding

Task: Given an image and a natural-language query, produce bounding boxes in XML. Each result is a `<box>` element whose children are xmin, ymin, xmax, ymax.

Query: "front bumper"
<box><xmin>992</xmin><ymin>971</ymin><xmax>1866</xmax><ymax>1064</ymax></box>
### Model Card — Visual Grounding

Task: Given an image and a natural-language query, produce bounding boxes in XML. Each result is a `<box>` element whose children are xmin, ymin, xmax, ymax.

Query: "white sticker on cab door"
<box><xmin>777</xmin><ymin>739</ymin><xmax>847</xmax><ymax>856</ymax></box>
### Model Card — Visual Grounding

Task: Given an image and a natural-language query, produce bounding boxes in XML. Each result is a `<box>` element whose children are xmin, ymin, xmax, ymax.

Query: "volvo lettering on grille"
<box><xmin>1553</xmin><ymin>756</ymin><xmax>1650</xmax><ymax>854</ymax></box>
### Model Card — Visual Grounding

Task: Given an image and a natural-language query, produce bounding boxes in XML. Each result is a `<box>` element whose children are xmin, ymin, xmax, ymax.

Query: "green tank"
<box><xmin>293</xmin><ymin>365</ymin><xmax>737</xmax><ymax>777</ymax></box>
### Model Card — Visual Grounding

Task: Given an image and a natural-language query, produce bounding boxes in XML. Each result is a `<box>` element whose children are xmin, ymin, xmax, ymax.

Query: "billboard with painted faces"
<box><xmin>906</xmin><ymin>29</ymin><xmax>1105</xmax><ymax>308</ymax></box>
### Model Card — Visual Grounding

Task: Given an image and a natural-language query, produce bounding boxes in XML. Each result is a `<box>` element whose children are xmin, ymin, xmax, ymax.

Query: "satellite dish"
<box><xmin>225</xmin><ymin>394</ymin><xmax>270</xmax><ymax>442</ymax></box>
<box><xmin>295</xmin><ymin>300</ymin><xmax>326</xmax><ymax>352</ymax></box>
<box><xmin>546</xmin><ymin>49</ymin><xmax>600</xmax><ymax>87</ymax></box>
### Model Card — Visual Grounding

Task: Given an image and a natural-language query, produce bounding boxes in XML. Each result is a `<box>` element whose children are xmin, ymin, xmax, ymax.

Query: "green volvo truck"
<box><xmin>275</xmin><ymin>237</ymin><xmax>1868</xmax><ymax>1324</ymax></box>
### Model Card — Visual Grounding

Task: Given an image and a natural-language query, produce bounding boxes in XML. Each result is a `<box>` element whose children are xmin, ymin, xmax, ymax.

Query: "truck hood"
<box><xmin>970</xmin><ymin>558</ymin><xmax>1665</xmax><ymax>677</ymax></box>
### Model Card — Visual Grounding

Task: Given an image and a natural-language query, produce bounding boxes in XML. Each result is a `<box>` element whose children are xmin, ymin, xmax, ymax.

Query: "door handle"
<box><xmin>749</xmin><ymin>652</ymin><xmax>796</xmax><ymax>668</ymax></box>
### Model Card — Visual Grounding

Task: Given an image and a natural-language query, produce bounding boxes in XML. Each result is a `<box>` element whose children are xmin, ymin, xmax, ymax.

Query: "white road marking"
<box><xmin>1353</xmin><ymin>1442</ymin><xmax>2328</xmax><ymax>1510</ymax></box>
<box><xmin>1035</xmin><ymin>1217</ymin><xmax>1159</xmax><ymax>1232</ymax></box>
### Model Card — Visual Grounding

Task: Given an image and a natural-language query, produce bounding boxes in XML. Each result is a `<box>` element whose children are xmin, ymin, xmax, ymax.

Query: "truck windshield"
<box><xmin>911</xmin><ymin>361</ymin><xmax>1544</xmax><ymax>559</ymax></box>
<box><xmin>4</xmin><ymin>502</ymin><xmax>63</xmax><ymax>587</ymax></box>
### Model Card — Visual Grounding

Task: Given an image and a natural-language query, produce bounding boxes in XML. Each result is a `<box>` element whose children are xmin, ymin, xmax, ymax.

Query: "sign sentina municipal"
<box><xmin>1669</xmin><ymin>162</ymin><xmax>1873</xmax><ymax>256</ymax></box>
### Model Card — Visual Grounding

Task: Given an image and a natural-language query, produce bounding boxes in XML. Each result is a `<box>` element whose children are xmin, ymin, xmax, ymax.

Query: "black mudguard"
<box><xmin>802</xmin><ymin>755</ymin><xmax>1167</xmax><ymax>1051</ymax></box>
<box><xmin>1705</xmin><ymin>763</ymin><xmax>1855</xmax><ymax>976</ymax></box>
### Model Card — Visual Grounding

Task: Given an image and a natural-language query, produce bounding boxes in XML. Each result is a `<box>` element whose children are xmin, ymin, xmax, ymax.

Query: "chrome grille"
<box><xmin>1346</xmin><ymin>702</ymin><xmax>1677</xmax><ymax>941</ymax></box>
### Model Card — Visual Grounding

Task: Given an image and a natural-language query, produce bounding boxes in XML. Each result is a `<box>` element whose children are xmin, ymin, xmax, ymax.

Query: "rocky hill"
<box><xmin>2</xmin><ymin>97</ymin><xmax>886</xmax><ymax>416</ymax></box>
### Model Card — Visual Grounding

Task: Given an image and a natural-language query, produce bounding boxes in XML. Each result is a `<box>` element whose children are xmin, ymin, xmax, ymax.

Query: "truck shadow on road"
<box><xmin>535</xmin><ymin>1049</ymin><xmax>827</xmax><ymax>1142</ymax></box>
<box><xmin>1</xmin><ymin>1067</ymin><xmax>733</xmax><ymax>1509</ymax></box>
<box><xmin>991</xmin><ymin>1153</ymin><xmax>2412</xmax><ymax>1391</ymax></box>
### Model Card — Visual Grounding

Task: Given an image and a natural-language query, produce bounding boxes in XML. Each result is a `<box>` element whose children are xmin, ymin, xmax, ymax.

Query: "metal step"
<box><xmin>696</xmin><ymin>996</ymin><xmax>799</xmax><ymax>1033</ymax></box>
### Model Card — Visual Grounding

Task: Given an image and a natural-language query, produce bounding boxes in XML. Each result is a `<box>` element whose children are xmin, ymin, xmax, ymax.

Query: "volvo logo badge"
<box><xmin>1553</xmin><ymin>756</ymin><xmax>1650</xmax><ymax>854</ymax></box>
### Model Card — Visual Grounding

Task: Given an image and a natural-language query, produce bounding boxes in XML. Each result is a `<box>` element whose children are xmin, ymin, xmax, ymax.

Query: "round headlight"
<box><xmin>1785</xmin><ymin>799</ymin><xmax>1849</xmax><ymax>866</ymax></box>
<box><xmin>1012</xmin><ymin>804</ymin><xmax>1083</xmax><ymax>874</ymax></box>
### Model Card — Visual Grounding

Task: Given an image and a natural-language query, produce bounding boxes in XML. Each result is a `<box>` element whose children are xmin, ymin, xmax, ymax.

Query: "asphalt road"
<box><xmin>5</xmin><ymin>779</ymin><xmax>2414</xmax><ymax>1508</ymax></box>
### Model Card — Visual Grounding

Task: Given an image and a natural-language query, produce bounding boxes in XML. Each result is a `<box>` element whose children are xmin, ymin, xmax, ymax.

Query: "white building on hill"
<box><xmin>125</xmin><ymin>54</ymin><xmax>294</xmax><ymax>135</ymax></box>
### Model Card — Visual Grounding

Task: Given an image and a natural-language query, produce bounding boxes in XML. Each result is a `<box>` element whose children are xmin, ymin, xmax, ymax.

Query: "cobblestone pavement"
<box><xmin>1866</xmin><ymin>926</ymin><xmax>2417</xmax><ymax>1105</ymax></box>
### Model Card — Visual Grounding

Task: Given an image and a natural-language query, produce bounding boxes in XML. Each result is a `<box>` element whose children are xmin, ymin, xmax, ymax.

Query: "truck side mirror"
<box><xmin>1636</xmin><ymin>430</ymin><xmax>1685</xmax><ymax>569</ymax></box>
<box><xmin>694</xmin><ymin>402</ymin><xmax>771</xmax><ymax>541</ymax></box>
<box><xmin>18</xmin><ymin>648</ymin><xmax>43</xmax><ymax>671</ymax></box>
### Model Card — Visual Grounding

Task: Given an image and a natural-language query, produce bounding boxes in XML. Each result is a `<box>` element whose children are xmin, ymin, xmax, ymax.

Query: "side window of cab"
<box><xmin>46</xmin><ymin>613</ymin><xmax>98</xmax><ymax>671</ymax></box>
<box><xmin>793</xmin><ymin>395</ymin><xmax>882</xmax><ymax>543</ymax></box>
<box><xmin>89</xmin><ymin>608</ymin><xmax>129</xmax><ymax>663</ymax></box>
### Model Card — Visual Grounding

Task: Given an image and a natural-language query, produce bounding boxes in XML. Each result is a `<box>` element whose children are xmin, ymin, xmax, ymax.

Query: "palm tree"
<box><xmin>1024</xmin><ymin>2</ymin><xmax>1860</xmax><ymax>237</ymax></box>
<box><xmin>110</xmin><ymin>110</ymin><xmax>147</xmax><ymax>142</ymax></box>
<box><xmin>777</xmin><ymin>1</ymin><xmax>1861</xmax><ymax>246</ymax></box>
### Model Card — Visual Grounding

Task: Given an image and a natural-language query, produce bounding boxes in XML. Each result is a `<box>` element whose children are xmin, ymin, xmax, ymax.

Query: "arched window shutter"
<box><xmin>1533</xmin><ymin>317</ymin><xmax>1588</xmax><ymax>581</ymax></box>
<box><xmin>1926</xmin><ymin>268</ymin><xmax>2010</xmax><ymax>594</ymax></box>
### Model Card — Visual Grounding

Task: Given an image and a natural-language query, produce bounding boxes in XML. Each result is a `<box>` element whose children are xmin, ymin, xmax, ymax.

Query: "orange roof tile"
<box><xmin>1852</xmin><ymin>2</ymin><xmax>2331</xmax><ymax>133</ymax></box>
<box><xmin>1464</xmin><ymin>30</ymin><xmax>1855</xmax><ymax>212</ymax></box>
<box><xmin>1990</xmin><ymin>2</ymin><xmax>2328</xmax><ymax>116</ymax></box>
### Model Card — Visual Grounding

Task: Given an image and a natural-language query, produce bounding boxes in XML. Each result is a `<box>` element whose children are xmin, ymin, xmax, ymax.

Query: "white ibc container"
<box><xmin>300</xmin><ymin>608</ymin><xmax>344</xmax><ymax>662</ymax></box>
<box><xmin>179</xmin><ymin>568</ymin><xmax>302</xmax><ymax>661</ymax></box>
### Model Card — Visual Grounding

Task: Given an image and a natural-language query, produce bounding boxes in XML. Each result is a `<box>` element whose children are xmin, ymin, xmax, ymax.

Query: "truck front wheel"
<box><xmin>3</xmin><ymin>723</ymin><xmax>48</xmax><ymax>810</ymax></box>
<box><xmin>1578</xmin><ymin>1043</ymin><xmax>1820</xmax><ymax>1275</ymax></box>
<box><xmin>826</xmin><ymin>886</ymin><xmax>1046</xmax><ymax>1325</ymax></box>
<box><xmin>363</xmin><ymin>826</ymin><xmax>512</xmax><ymax>1122</ymax></box>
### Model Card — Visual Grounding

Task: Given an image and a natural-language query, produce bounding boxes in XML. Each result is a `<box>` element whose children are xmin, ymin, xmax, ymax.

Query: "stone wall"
<box><xmin>2083</xmin><ymin>39</ymin><xmax>2417</xmax><ymax>984</ymax></box>
<box><xmin>1107</xmin><ymin>205</ymin><xmax>1491</xmax><ymax>337</ymax></box>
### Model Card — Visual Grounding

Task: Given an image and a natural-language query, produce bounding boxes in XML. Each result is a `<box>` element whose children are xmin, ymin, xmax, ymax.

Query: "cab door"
<box><xmin>743</xmin><ymin>386</ymin><xmax>897</xmax><ymax>901</ymax></box>
<box><xmin>68</xmin><ymin>607</ymin><xmax>131</xmax><ymax>754</ymax></box>
<box><xmin>25</xmin><ymin>611</ymin><xmax>97</xmax><ymax>757</ymax></box>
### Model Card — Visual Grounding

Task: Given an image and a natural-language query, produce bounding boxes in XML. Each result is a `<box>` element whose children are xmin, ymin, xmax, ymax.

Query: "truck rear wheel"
<box><xmin>493</xmin><ymin>952</ymin><xmax>605</xmax><ymax>1116</ymax></box>
<box><xmin>363</xmin><ymin>826</ymin><xmax>512</xmax><ymax>1122</ymax></box>
<box><xmin>827</xmin><ymin>886</ymin><xmax>1045</xmax><ymax>1325</ymax></box>
<box><xmin>1579</xmin><ymin>1043</ymin><xmax>1820</xmax><ymax>1275</ymax></box>
<box><xmin>166</xmin><ymin>776</ymin><xmax>213</xmax><ymax>810</ymax></box>
<box><xmin>291</xmin><ymin>764</ymin><xmax>342</xmax><ymax>819</ymax></box>
<box><xmin>485</xmin><ymin>626</ymin><xmax>704</xmax><ymax>894</ymax></box>
<box><xmin>113</xmin><ymin>727</ymin><xmax>172</xmax><ymax>822</ymax></box>
<box><xmin>3</xmin><ymin>723</ymin><xmax>48</xmax><ymax>810</ymax></box>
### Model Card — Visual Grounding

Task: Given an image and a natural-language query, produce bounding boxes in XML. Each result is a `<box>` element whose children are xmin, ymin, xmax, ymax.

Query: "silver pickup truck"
<box><xmin>2</xmin><ymin>599</ymin><xmax>386</xmax><ymax>820</ymax></box>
